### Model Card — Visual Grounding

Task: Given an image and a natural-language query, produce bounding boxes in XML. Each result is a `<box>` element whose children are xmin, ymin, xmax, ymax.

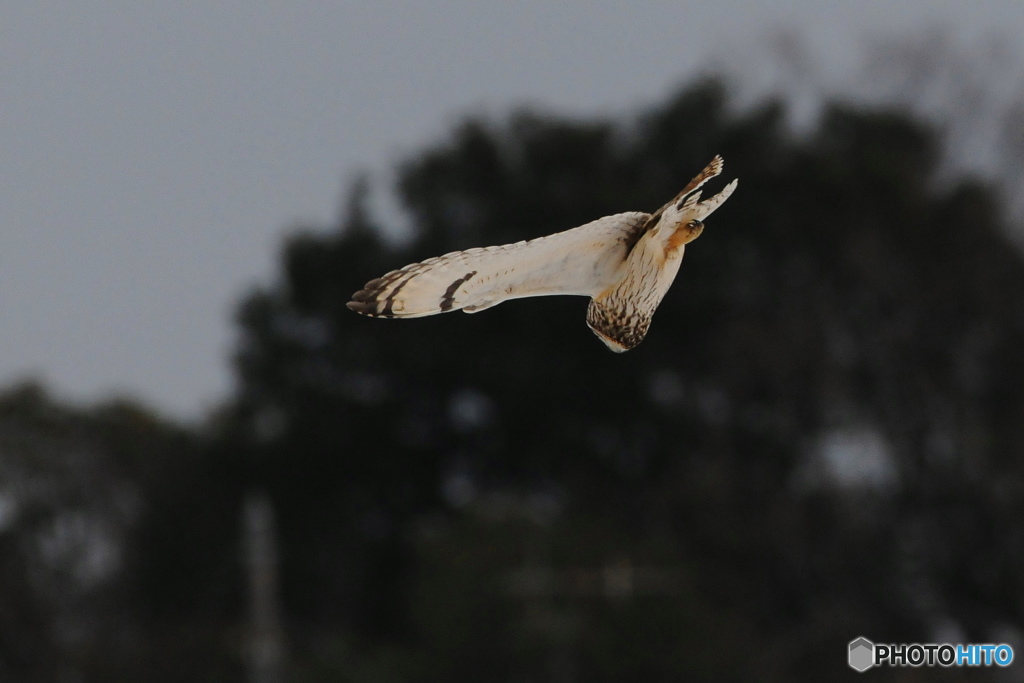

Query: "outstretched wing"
<box><xmin>347</xmin><ymin>212</ymin><xmax>649</xmax><ymax>318</ymax></box>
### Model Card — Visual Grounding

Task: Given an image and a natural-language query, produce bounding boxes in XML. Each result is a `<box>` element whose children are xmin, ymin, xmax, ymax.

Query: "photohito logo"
<box><xmin>848</xmin><ymin>636</ymin><xmax>1014</xmax><ymax>672</ymax></box>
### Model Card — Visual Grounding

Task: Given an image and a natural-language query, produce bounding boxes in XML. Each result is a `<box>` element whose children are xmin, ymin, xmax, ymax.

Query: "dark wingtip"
<box><xmin>347</xmin><ymin>285</ymin><xmax>383</xmax><ymax>315</ymax></box>
<box><xmin>347</xmin><ymin>283</ymin><xmax>400</xmax><ymax>317</ymax></box>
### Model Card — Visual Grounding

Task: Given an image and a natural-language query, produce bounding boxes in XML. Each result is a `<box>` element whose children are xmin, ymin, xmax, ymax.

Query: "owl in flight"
<box><xmin>348</xmin><ymin>156</ymin><xmax>737</xmax><ymax>351</ymax></box>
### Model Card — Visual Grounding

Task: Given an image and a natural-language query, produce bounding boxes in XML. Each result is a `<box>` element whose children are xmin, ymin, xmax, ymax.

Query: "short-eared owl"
<box><xmin>348</xmin><ymin>156</ymin><xmax>737</xmax><ymax>351</ymax></box>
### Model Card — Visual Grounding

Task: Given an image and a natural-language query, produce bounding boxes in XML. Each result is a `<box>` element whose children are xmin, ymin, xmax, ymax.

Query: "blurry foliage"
<box><xmin>0</xmin><ymin>382</ymin><xmax>240</xmax><ymax>681</ymax></box>
<box><xmin>224</xmin><ymin>78</ymin><xmax>1024</xmax><ymax>680</ymax></box>
<box><xmin>4</xmin><ymin>76</ymin><xmax>1024</xmax><ymax>681</ymax></box>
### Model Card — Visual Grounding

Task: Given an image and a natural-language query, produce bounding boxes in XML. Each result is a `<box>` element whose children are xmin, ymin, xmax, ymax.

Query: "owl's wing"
<box><xmin>347</xmin><ymin>212</ymin><xmax>650</xmax><ymax>318</ymax></box>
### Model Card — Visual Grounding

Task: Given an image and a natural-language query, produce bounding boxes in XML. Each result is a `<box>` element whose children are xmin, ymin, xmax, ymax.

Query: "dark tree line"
<box><xmin>2</xmin><ymin>78</ymin><xmax>1023</xmax><ymax>681</ymax></box>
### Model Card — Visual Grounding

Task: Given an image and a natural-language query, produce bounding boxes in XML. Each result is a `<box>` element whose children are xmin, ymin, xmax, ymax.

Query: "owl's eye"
<box><xmin>689</xmin><ymin>219</ymin><xmax>704</xmax><ymax>230</ymax></box>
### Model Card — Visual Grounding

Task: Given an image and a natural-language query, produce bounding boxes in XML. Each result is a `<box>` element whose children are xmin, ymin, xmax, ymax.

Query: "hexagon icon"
<box><xmin>849</xmin><ymin>637</ymin><xmax>875</xmax><ymax>672</ymax></box>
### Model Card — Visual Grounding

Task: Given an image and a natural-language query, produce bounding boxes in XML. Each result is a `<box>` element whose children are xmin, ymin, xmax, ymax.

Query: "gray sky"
<box><xmin>3</xmin><ymin>1</ymin><xmax>1023</xmax><ymax>421</ymax></box>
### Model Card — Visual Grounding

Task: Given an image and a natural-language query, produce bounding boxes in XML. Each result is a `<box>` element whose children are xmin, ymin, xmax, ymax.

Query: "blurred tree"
<box><xmin>219</xmin><ymin>78</ymin><xmax>1024</xmax><ymax>680</ymax></box>
<box><xmin>5</xmin><ymin>70</ymin><xmax>1023</xmax><ymax>682</ymax></box>
<box><xmin>6</xmin><ymin>77</ymin><xmax>1013</xmax><ymax>682</ymax></box>
<box><xmin>0</xmin><ymin>382</ymin><xmax>234</xmax><ymax>681</ymax></box>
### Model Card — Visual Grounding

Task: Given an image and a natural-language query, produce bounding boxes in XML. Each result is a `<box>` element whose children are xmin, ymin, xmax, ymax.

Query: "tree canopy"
<box><xmin>4</xmin><ymin>78</ymin><xmax>1024</xmax><ymax>681</ymax></box>
<box><xmin>221</xmin><ymin>79</ymin><xmax>1024</xmax><ymax>680</ymax></box>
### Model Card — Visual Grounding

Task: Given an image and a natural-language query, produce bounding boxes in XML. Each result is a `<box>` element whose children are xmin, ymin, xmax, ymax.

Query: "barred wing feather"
<box><xmin>347</xmin><ymin>212</ymin><xmax>649</xmax><ymax>318</ymax></box>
